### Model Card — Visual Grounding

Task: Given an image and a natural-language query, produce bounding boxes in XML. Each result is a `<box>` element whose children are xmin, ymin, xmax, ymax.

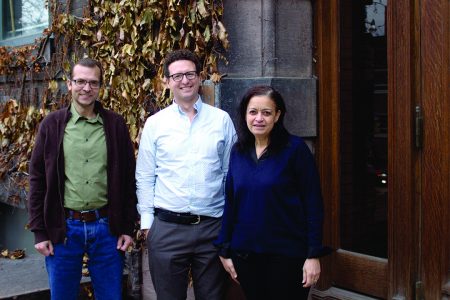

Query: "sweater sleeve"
<box><xmin>214</xmin><ymin>150</ymin><xmax>236</xmax><ymax>258</ymax></box>
<box><xmin>28</xmin><ymin>121</ymin><xmax>50</xmax><ymax>244</ymax></box>
<box><xmin>120</xmin><ymin>118</ymin><xmax>138</xmax><ymax>236</ymax></box>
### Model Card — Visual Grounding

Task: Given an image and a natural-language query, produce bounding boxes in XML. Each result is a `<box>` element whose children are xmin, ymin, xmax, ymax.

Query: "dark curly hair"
<box><xmin>236</xmin><ymin>85</ymin><xmax>290</xmax><ymax>153</ymax></box>
<box><xmin>163</xmin><ymin>49</ymin><xmax>201</xmax><ymax>78</ymax></box>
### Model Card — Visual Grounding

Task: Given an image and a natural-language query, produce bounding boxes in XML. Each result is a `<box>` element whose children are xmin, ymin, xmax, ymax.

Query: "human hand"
<box><xmin>117</xmin><ymin>234</ymin><xmax>133</xmax><ymax>251</ymax></box>
<box><xmin>34</xmin><ymin>240</ymin><xmax>54</xmax><ymax>256</ymax></box>
<box><xmin>219</xmin><ymin>256</ymin><xmax>239</xmax><ymax>283</ymax></box>
<box><xmin>302</xmin><ymin>258</ymin><xmax>321</xmax><ymax>287</ymax></box>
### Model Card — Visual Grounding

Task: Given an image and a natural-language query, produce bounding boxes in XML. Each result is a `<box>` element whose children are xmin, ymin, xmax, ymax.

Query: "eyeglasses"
<box><xmin>168</xmin><ymin>71</ymin><xmax>198</xmax><ymax>82</ymax></box>
<box><xmin>72</xmin><ymin>79</ymin><xmax>101</xmax><ymax>89</ymax></box>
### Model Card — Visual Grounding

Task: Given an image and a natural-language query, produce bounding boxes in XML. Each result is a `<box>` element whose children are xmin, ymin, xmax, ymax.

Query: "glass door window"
<box><xmin>340</xmin><ymin>0</ymin><xmax>388</xmax><ymax>258</ymax></box>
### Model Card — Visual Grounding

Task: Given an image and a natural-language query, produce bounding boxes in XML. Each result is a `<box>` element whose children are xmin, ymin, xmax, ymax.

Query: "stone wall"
<box><xmin>219</xmin><ymin>0</ymin><xmax>316</xmax><ymax>137</ymax></box>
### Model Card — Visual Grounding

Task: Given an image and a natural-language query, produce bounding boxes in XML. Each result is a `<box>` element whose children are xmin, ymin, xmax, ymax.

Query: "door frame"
<box><xmin>313</xmin><ymin>0</ymin><xmax>418</xmax><ymax>298</ymax></box>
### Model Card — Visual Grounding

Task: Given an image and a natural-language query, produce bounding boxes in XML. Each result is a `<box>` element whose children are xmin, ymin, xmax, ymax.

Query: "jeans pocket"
<box><xmin>98</xmin><ymin>217</ymin><xmax>109</xmax><ymax>225</ymax></box>
<box><xmin>65</xmin><ymin>219</ymin><xmax>77</xmax><ymax>239</ymax></box>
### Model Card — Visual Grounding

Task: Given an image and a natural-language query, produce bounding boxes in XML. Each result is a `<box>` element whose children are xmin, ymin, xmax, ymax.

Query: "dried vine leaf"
<box><xmin>9</xmin><ymin>249</ymin><xmax>26</xmax><ymax>260</ymax></box>
<box><xmin>1</xmin><ymin>249</ymin><xmax>26</xmax><ymax>259</ymax></box>
<box><xmin>0</xmin><ymin>0</ymin><xmax>229</xmax><ymax>204</ymax></box>
<box><xmin>1</xmin><ymin>249</ymin><xmax>8</xmax><ymax>258</ymax></box>
<box><xmin>82</xmin><ymin>253</ymin><xmax>90</xmax><ymax>276</ymax></box>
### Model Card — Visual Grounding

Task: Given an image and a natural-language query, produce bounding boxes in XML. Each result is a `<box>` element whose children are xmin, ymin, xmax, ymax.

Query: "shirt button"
<box><xmin>86</xmin><ymin>138</ymin><xmax>88</xmax><ymax>142</ymax></box>
<box><xmin>86</xmin><ymin>181</ymin><xmax>89</xmax><ymax>184</ymax></box>
<box><xmin>85</xmin><ymin>159</ymin><xmax>89</xmax><ymax>163</ymax></box>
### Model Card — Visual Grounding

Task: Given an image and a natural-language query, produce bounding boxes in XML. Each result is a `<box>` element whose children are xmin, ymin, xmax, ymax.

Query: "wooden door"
<box><xmin>418</xmin><ymin>0</ymin><xmax>450</xmax><ymax>298</ymax></box>
<box><xmin>313</xmin><ymin>0</ymin><xmax>449</xmax><ymax>299</ymax></box>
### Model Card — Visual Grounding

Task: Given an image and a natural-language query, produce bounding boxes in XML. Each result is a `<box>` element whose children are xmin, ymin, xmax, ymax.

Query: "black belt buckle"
<box><xmin>190</xmin><ymin>215</ymin><xmax>201</xmax><ymax>225</ymax></box>
<box><xmin>79</xmin><ymin>210</ymin><xmax>96</xmax><ymax>222</ymax></box>
<box><xmin>156</xmin><ymin>208</ymin><xmax>204</xmax><ymax>225</ymax></box>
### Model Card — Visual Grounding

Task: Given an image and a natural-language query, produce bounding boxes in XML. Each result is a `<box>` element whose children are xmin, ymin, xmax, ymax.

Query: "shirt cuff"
<box><xmin>140</xmin><ymin>213</ymin><xmax>155</xmax><ymax>230</ymax></box>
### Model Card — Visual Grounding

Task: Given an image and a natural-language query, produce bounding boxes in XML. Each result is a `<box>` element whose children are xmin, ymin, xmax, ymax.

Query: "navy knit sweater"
<box><xmin>215</xmin><ymin>135</ymin><xmax>329</xmax><ymax>258</ymax></box>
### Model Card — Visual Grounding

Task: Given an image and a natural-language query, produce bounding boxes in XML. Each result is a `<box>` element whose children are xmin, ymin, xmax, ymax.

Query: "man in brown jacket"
<box><xmin>28</xmin><ymin>58</ymin><xmax>137</xmax><ymax>300</ymax></box>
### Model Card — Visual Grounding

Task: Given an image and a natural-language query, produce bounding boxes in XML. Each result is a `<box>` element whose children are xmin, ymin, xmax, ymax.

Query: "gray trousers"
<box><xmin>147</xmin><ymin>216</ymin><xmax>226</xmax><ymax>300</ymax></box>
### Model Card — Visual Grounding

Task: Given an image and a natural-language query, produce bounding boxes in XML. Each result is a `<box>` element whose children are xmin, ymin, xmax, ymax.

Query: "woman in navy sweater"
<box><xmin>215</xmin><ymin>85</ymin><xmax>330</xmax><ymax>300</ymax></box>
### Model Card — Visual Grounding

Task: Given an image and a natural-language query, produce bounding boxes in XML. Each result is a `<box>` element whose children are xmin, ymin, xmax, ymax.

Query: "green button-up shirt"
<box><xmin>63</xmin><ymin>105</ymin><xmax>107</xmax><ymax>210</ymax></box>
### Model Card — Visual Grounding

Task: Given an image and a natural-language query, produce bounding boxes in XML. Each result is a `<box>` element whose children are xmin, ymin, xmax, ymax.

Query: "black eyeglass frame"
<box><xmin>167</xmin><ymin>71</ymin><xmax>198</xmax><ymax>82</ymax></box>
<box><xmin>71</xmin><ymin>79</ymin><xmax>102</xmax><ymax>89</ymax></box>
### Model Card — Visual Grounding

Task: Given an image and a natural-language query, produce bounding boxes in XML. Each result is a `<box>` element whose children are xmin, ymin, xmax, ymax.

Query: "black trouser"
<box><xmin>232</xmin><ymin>252</ymin><xmax>310</xmax><ymax>300</ymax></box>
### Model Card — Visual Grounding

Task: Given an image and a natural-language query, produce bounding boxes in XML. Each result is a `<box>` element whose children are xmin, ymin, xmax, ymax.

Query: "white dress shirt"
<box><xmin>136</xmin><ymin>97</ymin><xmax>236</xmax><ymax>229</ymax></box>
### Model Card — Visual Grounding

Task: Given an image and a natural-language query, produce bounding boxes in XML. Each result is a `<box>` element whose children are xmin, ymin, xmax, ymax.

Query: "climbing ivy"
<box><xmin>0</xmin><ymin>0</ymin><xmax>229</xmax><ymax>204</ymax></box>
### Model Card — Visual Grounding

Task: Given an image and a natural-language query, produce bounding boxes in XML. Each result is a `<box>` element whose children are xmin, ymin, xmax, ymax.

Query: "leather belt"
<box><xmin>155</xmin><ymin>208</ymin><xmax>215</xmax><ymax>225</ymax></box>
<box><xmin>65</xmin><ymin>206</ymin><xmax>108</xmax><ymax>222</ymax></box>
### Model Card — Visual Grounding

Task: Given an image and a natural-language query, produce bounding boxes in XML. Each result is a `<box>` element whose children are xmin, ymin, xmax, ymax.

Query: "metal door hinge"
<box><xmin>415</xmin><ymin>281</ymin><xmax>424</xmax><ymax>300</ymax></box>
<box><xmin>415</xmin><ymin>106</ymin><xmax>423</xmax><ymax>148</ymax></box>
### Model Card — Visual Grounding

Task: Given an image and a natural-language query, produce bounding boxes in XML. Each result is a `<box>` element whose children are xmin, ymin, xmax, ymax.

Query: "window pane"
<box><xmin>340</xmin><ymin>0</ymin><xmax>388</xmax><ymax>258</ymax></box>
<box><xmin>2</xmin><ymin>0</ymin><xmax>48</xmax><ymax>40</ymax></box>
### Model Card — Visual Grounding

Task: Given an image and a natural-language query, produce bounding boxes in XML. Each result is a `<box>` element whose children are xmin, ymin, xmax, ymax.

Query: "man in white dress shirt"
<box><xmin>136</xmin><ymin>49</ymin><xmax>236</xmax><ymax>300</ymax></box>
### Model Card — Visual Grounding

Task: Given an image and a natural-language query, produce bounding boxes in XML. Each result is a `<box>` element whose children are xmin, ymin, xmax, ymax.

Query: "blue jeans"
<box><xmin>45</xmin><ymin>217</ymin><xmax>124</xmax><ymax>300</ymax></box>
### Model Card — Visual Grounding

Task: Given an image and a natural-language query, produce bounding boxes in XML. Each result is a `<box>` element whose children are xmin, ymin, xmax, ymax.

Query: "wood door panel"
<box><xmin>386</xmin><ymin>1</ymin><xmax>417</xmax><ymax>298</ymax></box>
<box><xmin>332</xmin><ymin>250</ymin><xmax>388</xmax><ymax>299</ymax></box>
<box><xmin>420</xmin><ymin>0</ymin><xmax>450</xmax><ymax>299</ymax></box>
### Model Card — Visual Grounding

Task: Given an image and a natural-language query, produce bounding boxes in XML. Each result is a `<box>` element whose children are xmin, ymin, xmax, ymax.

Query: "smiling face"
<box><xmin>67</xmin><ymin>64</ymin><xmax>101</xmax><ymax>113</ymax></box>
<box><xmin>166</xmin><ymin>60</ymin><xmax>201</xmax><ymax>104</ymax></box>
<box><xmin>246</xmin><ymin>95</ymin><xmax>281</xmax><ymax>141</ymax></box>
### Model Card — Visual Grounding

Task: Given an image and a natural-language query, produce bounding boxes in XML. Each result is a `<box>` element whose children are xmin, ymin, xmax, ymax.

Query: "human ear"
<box><xmin>274</xmin><ymin>110</ymin><xmax>281</xmax><ymax>122</ymax></box>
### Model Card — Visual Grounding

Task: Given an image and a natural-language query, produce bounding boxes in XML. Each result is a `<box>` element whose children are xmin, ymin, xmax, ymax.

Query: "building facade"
<box><xmin>0</xmin><ymin>0</ymin><xmax>448</xmax><ymax>299</ymax></box>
